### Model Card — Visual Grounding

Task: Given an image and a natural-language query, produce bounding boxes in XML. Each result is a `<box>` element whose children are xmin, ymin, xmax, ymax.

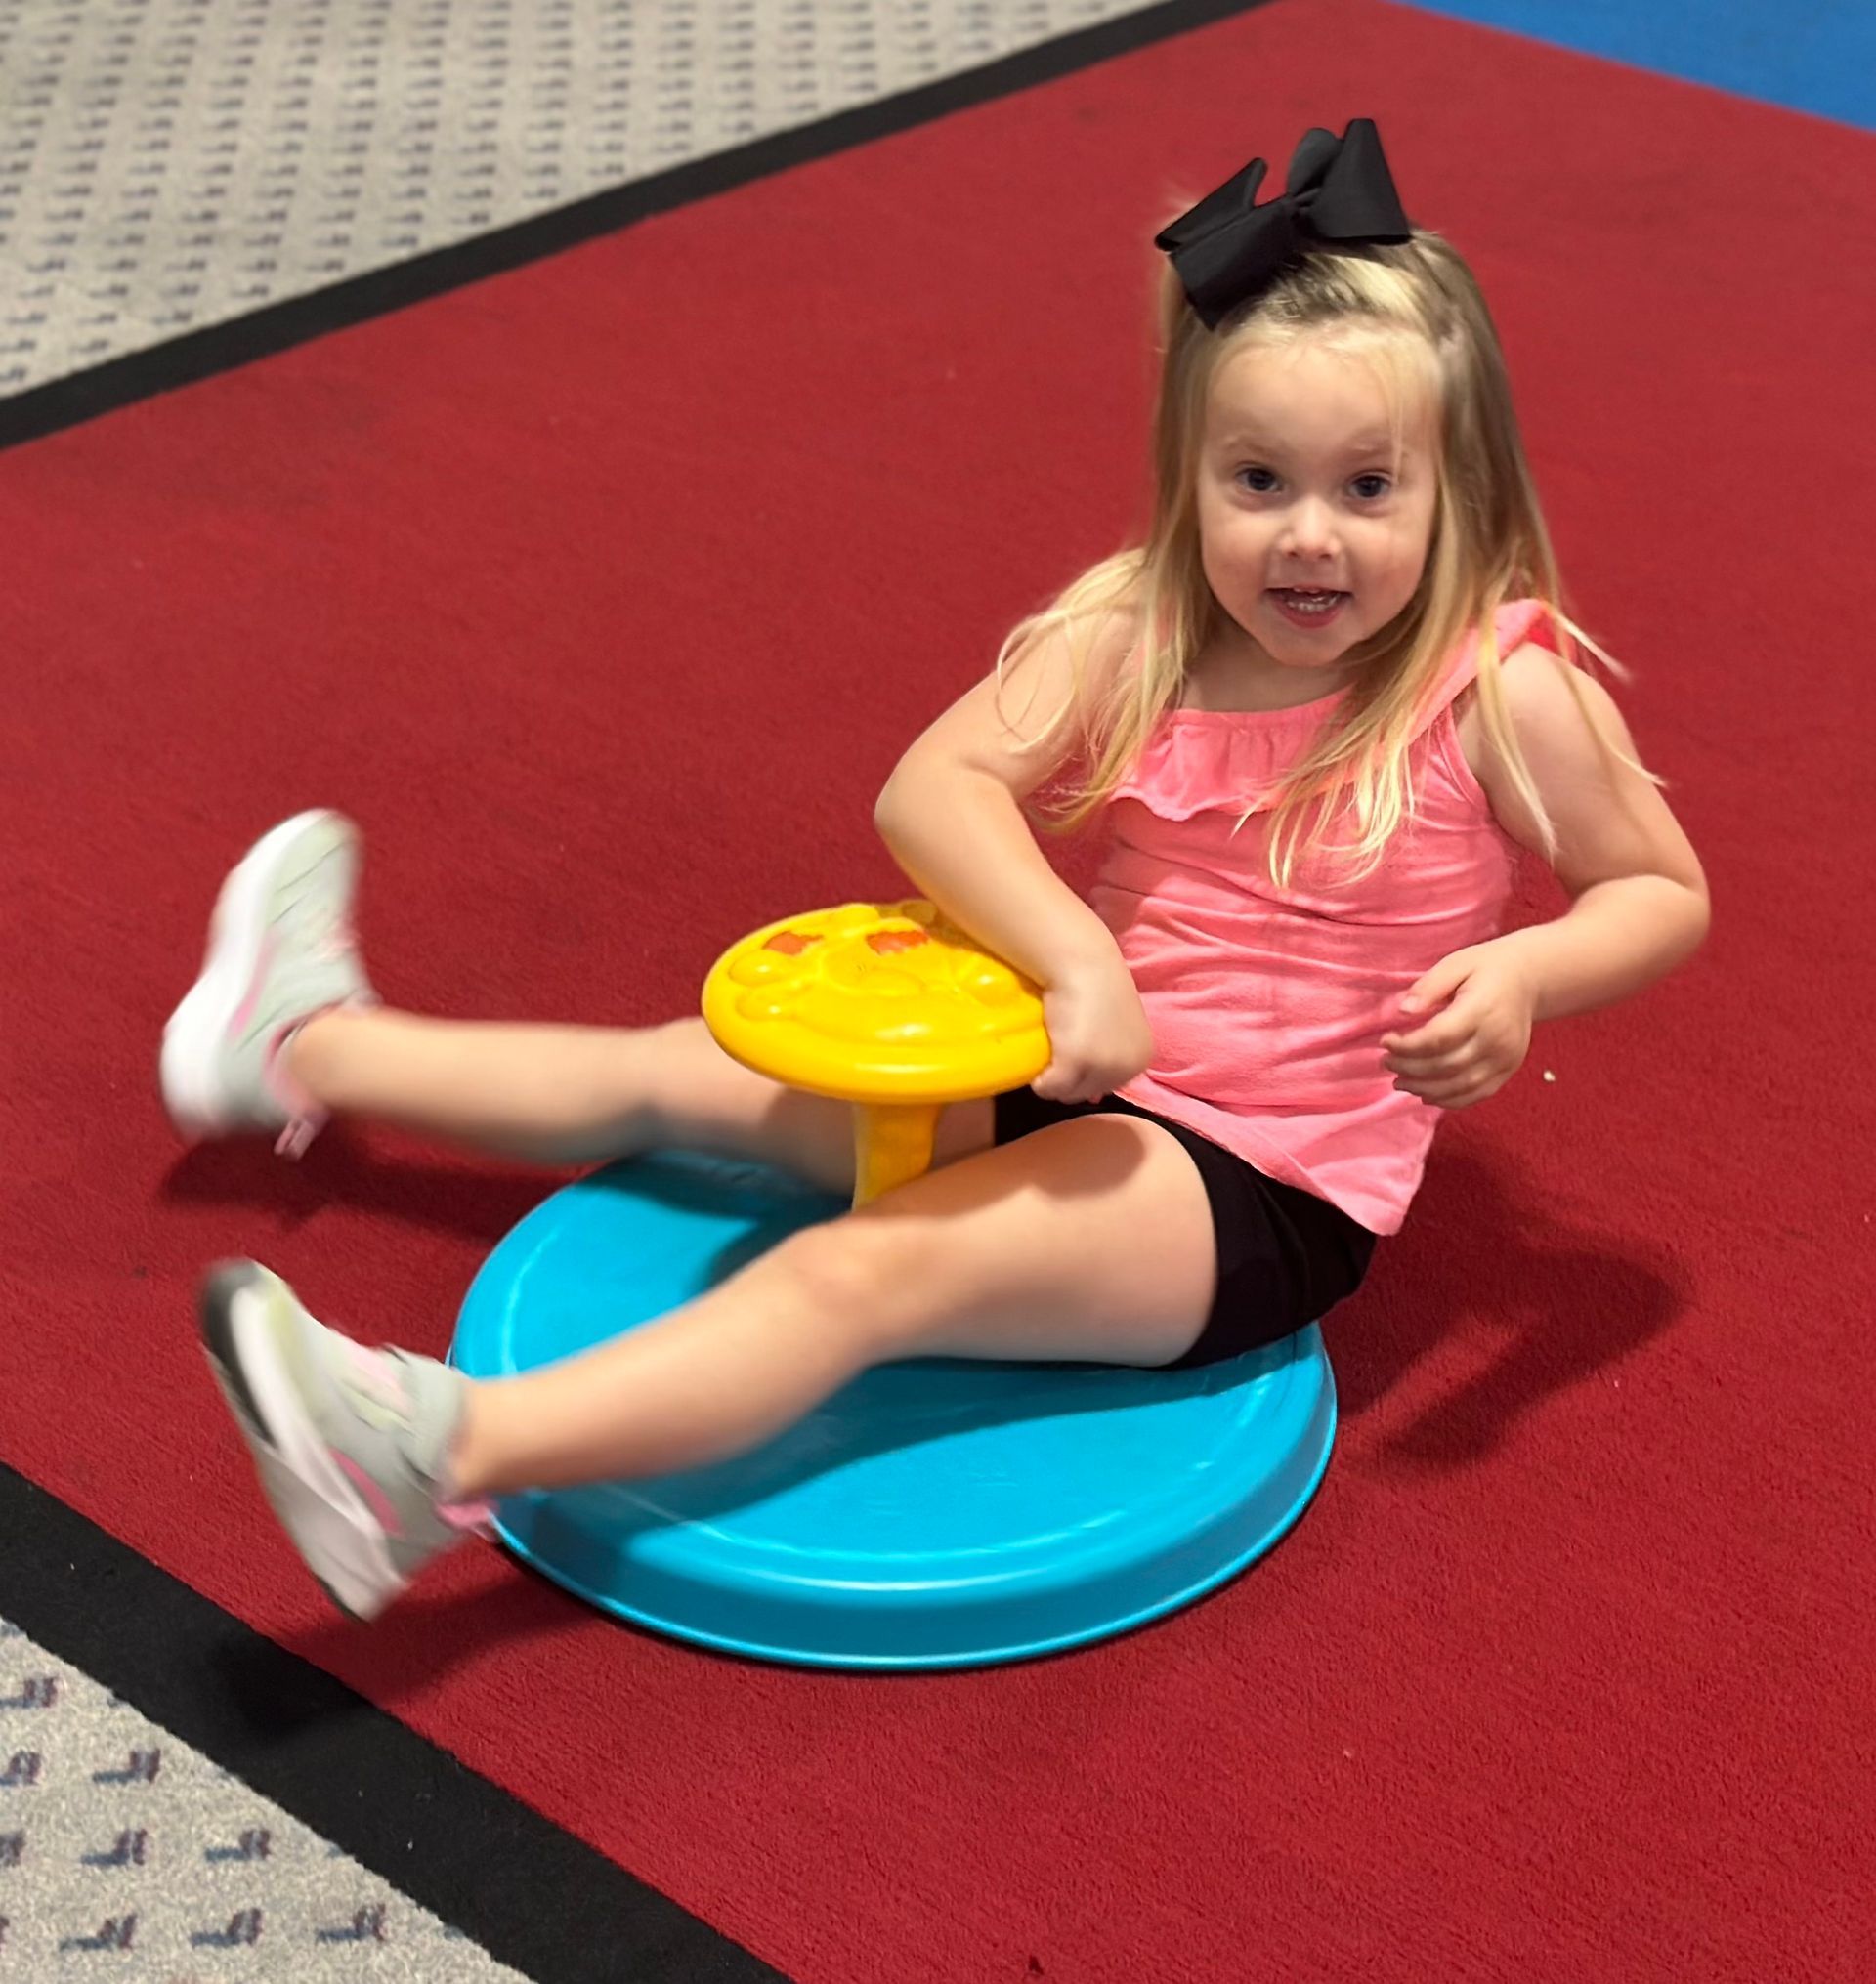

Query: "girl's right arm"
<box><xmin>874</xmin><ymin>617</ymin><xmax>1152</xmax><ymax>1103</ymax></box>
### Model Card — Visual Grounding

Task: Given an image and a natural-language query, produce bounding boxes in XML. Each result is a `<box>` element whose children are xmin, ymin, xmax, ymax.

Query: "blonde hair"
<box><xmin>1002</xmin><ymin>231</ymin><xmax>1620</xmax><ymax>882</ymax></box>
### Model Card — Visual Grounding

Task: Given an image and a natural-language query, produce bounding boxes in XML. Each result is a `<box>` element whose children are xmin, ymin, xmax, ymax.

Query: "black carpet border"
<box><xmin>0</xmin><ymin>0</ymin><xmax>1275</xmax><ymax>453</ymax></box>
<box><xmin>0</xmin><ymin>1462</ymin><xmax>790</xmax><ymax>1984</ymax></box>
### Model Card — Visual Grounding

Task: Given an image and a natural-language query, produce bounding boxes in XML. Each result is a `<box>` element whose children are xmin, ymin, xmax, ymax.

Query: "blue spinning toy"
<box><xmin>449</xmin><ymin>902</ymin><xmax>1336</xmax><ymax>1670</ymax></box>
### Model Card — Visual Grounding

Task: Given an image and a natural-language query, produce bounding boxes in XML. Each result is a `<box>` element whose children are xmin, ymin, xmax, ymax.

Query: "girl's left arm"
<box><xmin>1382</xmin><ymin>643</ymin><xmax>1710</xmax><ymax>1110</ymax></box>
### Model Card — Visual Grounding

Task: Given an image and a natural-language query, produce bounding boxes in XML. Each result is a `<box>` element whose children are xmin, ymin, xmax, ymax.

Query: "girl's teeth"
<box><xmin>1275</xmin><ymin>589</ymin><xmax>1343</xmax><ymax>613</ymax></box>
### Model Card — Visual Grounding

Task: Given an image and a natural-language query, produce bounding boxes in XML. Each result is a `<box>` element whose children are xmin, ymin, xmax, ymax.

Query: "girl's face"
<box><xmin>1194</xmin><ymin>333</ymin><xmax>1439</xmax><ymax>675</ymax></box>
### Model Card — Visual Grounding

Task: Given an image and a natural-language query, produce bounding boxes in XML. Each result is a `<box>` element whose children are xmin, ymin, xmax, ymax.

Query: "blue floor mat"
<box><xmin>1404</xmin><ymin>0</ymin><xmax>1876</xmax><ymax>128</ymax></box>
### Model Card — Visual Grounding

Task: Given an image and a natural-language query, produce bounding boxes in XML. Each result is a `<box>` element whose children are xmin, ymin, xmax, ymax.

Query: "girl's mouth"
<box><xmin>1267</xmin><ymin>587</ymin><xmax>1350</xmax><ymax>629</ymax></box>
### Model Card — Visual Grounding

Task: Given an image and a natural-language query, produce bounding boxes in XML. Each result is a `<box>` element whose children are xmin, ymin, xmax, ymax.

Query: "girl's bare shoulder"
<box><xmin>1455</xmin><ymin>640</ymin><xmax>1607</xmax><ymax>779</ymax></box>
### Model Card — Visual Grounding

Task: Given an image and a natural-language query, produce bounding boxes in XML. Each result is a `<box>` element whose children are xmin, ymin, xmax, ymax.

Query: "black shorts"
<box><xmin>992</xmin><ymin>1088</ymin><xmax>1378</xmax><ymax>1370</ymax></box>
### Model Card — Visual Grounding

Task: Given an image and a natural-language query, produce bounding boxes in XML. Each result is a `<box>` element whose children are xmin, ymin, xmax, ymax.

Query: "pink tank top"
<box><xmin>1089</xmin><ymin>601</ymin><xmax>1548</xmax><ymax>1235</ymax></box>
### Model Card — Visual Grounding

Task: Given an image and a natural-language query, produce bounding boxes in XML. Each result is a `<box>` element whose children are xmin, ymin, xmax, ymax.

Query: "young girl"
<box><xmin>162</xmin><ymin>122</ymin><xmax>1708</xmax><ymax>1622</ymax></box>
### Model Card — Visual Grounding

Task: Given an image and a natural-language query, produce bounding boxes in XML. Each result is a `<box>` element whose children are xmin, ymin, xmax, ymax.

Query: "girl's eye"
<box><xmin>1350</xmin><ymin>473</ymin><xmax>1392</xmax><ymax>500</ymax></box>
<box><xmin>1236</xmin><ymin>466</ymin><xmax>1279</xmax><ymax>493</ymax></box>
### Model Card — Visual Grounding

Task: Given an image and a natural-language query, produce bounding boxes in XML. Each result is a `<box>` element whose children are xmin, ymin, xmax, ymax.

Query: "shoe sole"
<box><xmin>197</xmin><ymin>1260</ymin><xmax>401</xmax><ymax>1621</ymax></box>
<box><xmin>160</xmin><ymin>810</ymin><xmax>358</xmax><ymax>1141</ymax></box>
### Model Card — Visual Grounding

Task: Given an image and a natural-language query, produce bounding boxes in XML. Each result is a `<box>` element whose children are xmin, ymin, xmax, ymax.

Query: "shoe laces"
<box><xmin>313</xmin><ymin>913</ymin><xmax>360</xmax><ymax>966</ymax></box>
<box><xmin>274</xmin><ymin>876</ymin><xmax>356</xmax><ymax>969</ymax></box>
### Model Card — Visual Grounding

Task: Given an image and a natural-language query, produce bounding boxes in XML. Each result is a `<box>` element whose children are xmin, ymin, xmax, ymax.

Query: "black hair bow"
<box><xmin>1156</xmin><ymin>119</ymin><xmax>1412</xmax><ymax>329</ymax></box>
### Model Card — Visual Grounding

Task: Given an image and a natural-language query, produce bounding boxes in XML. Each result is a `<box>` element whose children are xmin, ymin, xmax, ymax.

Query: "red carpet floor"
<box><xmin>4</xmin><ymin>2</ymin><xmax>1872</xmax><ymax>1977</ymax></box>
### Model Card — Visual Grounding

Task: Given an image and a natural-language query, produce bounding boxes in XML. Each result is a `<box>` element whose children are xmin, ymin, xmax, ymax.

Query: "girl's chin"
<box><xmin>1229</xmin><ymin>605</ymin><xmax>1363</xmax><ymax>670</ymax></box>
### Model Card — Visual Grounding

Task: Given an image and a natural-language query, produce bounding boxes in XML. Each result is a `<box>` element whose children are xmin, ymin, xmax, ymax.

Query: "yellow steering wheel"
<box><xmin>702</xmin><ymin>901</ymin><xmax>1050</xmax><ymax>1207</ymax></box>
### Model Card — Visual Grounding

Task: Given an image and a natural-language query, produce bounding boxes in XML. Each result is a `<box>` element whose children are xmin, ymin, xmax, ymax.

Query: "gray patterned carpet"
<box><xmin>0</xmin><ymin>1615</ymin><xmax>524</xmax><ymax>1979</ymax></box>
<box><xmin>1</xmin><ymin>0</ymin><xmax>1172</xmax><ymax>392</ymax></box>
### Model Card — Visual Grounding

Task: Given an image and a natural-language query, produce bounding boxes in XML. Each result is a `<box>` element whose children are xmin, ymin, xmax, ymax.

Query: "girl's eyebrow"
<box><xmin>1215</xmin><ymin>429</ymin><xmax>1412</xmax><ymax>458</ymax></box>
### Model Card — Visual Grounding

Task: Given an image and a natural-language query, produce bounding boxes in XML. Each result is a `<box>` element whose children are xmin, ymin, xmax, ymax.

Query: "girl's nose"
<box><xmin>1279</xmin><ymin>498</ymin><xmax>1340</xmax><ymax>561</ymax></box>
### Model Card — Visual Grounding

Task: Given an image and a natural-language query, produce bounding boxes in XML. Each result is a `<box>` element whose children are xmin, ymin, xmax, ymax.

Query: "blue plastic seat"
<box><xmin>451</xmin><ymin>1153</ymin><xmax>1336</xmax><ymax>1669</ymax></box>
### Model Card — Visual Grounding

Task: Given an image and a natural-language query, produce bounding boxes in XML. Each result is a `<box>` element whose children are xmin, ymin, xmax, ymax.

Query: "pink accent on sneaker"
<box><xmin>263</xmin><ymin>1017</ymin><xmax>333</xmax><ymax>1161</ymax></box>
<box><xmin>260</xmin><ymin>994</ymin><xmax>377</xmax><ymax>1159</ymax></box>
<box><xmin>438</xmin><ymin>1499</ymin><xmax>495</xmax><ymax>1536</ymax></box>
<box><xmin>230</xmin><ymin>933</ymin><xmax>279</xmax><ymax>1039</ymax></box>
<box><xmin>334</xmin><ymin>1453</ymin><xmax>408</xmax><ymax>1541</ymax></box>
<box><xmin>274</xmin><ymin>1117</ymin><xmax>325</xmax><ymax>1161</ymax></box>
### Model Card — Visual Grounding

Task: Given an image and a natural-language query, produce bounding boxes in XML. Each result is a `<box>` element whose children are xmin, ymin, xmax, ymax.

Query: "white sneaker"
<box><xmin>161</xmin><ymin>811</ymin><xmax>375</xmax><ymax>1157</ymax></box>
<box><xmin>198</xmin><ymin>1260</ymin><xmax>487</xmax><ymax>1620</ymax></box>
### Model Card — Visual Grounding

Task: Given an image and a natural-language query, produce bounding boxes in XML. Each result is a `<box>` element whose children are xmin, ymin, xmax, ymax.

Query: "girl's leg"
<box><xmin>160</xmin><ymin>808</ymin><xmax>988</xmax><ymax>1193</ymax></box>
<box><xmin>286</xmin><ymin>1008</ymin><xmax>723</xmax><ymax>1165</ymax></box>
<box><xmin>199</xmin><ymin>1115</ymin><xmax>1217</xmax><ymax>1615</ymax></box>
<box><xmin>449</xmin><ymin>1113</ymin><xmax>1215</xmax><ymax>1495</ymax></box>
<box><xmin>288</xmin><ymin>1008</ymin><xmax>991</xmax><ymax>1192</ymax></box>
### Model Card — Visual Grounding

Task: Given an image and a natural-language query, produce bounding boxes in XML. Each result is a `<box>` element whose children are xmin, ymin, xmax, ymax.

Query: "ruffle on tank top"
<box><xmin>1109</xmin><ymin>599</ymin><xmax>1554</xmax><ymax>823</ymax></box>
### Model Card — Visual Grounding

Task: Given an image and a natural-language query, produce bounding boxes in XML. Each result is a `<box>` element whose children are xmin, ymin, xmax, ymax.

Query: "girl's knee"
<box><xmin>636</xmin><ymin>1016</ymin><xmax>765</xmax><ymax>1124</ymax></box>
<box><xmin>641</xmin><ymin>1014</ymin><xmax>716</xmax><ymax>1074</ymax></box>
<box><xmin>762</xmin><ymin>1218</ymin><xmax>939</xmax><ymax>1361</ymax></box>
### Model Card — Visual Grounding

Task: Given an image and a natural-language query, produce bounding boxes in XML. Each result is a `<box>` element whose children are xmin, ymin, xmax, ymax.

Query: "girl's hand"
<box><xmin>1034</xmin><ymin>960</ymin><xmax>1155</xmax><ymax>1104</ymax></box>
<box><xmin>1381</xmin><ymin>943</ymin><xmax>1537</xmax><ymax>1110</ymax></box>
